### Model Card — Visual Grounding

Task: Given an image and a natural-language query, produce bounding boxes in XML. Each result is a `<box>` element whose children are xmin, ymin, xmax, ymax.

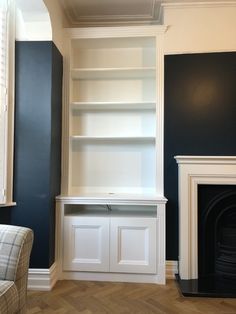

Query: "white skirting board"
<box><xmin>28</xmin><ymin>262</ymin><xmax>58</xmax><ymax>291</ymax></box>
<box><xmin>27</xmin><ymin>261</ymin><xmax>178</xmax><ymax>291</ymax></box>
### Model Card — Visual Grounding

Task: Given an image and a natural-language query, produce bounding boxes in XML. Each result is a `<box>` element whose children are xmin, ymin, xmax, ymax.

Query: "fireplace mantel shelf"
<box><xmin>175</xmin><ymin>156</ymin><xmax>236</xmax><ymax>164</ymax></box>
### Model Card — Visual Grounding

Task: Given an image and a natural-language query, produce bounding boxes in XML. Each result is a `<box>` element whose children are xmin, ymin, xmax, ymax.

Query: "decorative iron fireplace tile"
<box><xmin>198</xmin><ymin>185</ymin><xmax>236</xmax><ymax>282</ymax></box>
<box><xmin>185</xmin><ymin>185</ymin><xmax>236</xmax><ymax>297</ymax></box>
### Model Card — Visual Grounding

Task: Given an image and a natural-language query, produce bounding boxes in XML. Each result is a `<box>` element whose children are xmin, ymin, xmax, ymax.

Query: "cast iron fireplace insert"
<box><xmin>177</xmin><ymin>185</ymin><xmax>236</xmax><ymax>298</ymax></box>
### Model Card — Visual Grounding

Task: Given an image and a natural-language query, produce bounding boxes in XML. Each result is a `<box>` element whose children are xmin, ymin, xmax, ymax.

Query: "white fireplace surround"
<box><xmin>175</xmin><ymin>156</ymin><xmax>236</xmax><ymax>280</ymax></box>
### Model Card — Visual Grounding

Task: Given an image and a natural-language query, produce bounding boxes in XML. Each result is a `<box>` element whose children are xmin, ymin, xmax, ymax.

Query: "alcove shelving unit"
<box><xmin>56</xmin><ymin>26</ymin><xmax>167</xmax><ymax>284</ymax></box>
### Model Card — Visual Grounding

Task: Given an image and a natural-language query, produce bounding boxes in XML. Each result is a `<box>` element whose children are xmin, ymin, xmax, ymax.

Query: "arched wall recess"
<box><xmin>15</xmin><ymin>0</ymin><xmax>52</xmax><ymax>41</ymax></box>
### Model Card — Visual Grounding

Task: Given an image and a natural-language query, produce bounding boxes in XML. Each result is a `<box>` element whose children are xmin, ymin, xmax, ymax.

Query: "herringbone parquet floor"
<box><xmin>27</xmin><ymin>280</ymin><xmax>236</xmax><ymax>314</ymax></box>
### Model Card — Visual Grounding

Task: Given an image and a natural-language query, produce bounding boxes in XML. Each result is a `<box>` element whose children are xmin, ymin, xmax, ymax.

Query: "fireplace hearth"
<box><xmin>175</xmin><ymin>156</ymin><xmax>236</xmax><ymax>298</ymax></box>
<box><xmin>176</xmin><ymin>273</ymin><xmax>236</xmax><ymax>297</ymax></box>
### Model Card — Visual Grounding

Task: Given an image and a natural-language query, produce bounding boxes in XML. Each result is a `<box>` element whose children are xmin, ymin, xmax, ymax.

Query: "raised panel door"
<box><xmin>110</xmin><ymin>217</ymin><xmax>156</xmax><ymax>274</ymax></box>
<box><xmin>63</xmin><ymin>216</ymin><xmax>109</xmax><ymax>272</ymax></box>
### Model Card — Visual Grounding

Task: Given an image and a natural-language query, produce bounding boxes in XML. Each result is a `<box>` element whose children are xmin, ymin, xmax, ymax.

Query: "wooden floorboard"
<box><xmin>27</xmin><ymin>280</ymin><xmax>236</xmax><ymax>314</ymax></box>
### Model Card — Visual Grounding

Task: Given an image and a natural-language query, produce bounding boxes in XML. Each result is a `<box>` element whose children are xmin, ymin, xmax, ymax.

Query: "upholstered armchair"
<box><xmin>0</xmin><ymin>224</ymin><xmax>33</xmax><ymax>314</ymax></box>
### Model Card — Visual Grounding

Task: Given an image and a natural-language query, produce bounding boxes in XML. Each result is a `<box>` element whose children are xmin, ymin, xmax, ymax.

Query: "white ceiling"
<box><xmin>57</xmin><ymin>0</ymin><xmax>231</xmax><ymax>27</ymax></box>
<box><xmin>58</xmin><ymin>0</ymin><xmax>162</xmax><ymax>26</ymax></box>
<box><xmin>16</xmin><ymin>0</ymin><xmax>236</xmax><ymax>29</ymax></box>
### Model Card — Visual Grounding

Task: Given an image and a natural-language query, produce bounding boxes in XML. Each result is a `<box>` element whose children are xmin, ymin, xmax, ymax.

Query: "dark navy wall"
<box><xmin>0</xmin><ymin>41</ymin><xmax>62</xmax><ymax>268</ymax></box>
<box><xmin>1</xmin><ymin>49</ymin><xmax>235</xmax><ymax>266</ymax></box>
<box><xmin>164</xmin><ymin>52</ymin><xmax>236</xmax><ymax>260</ymax></box>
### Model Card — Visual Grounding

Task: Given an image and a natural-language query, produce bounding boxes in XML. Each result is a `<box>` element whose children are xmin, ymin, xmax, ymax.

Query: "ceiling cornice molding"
<box><xmin>66</xmin><ymin>20</ymin><xmax>161</xmax><ymax>28</ymax></box>
<box><xmin>58</xmin><ymin>0</ymin><xmax>236</xmax><ymax>28</ymax></box>
<box><xmin>59</xmin><ymin>0</ymin><xmax>162</xmax><ymax>27</ymax></box>
<box><xmin>161</xmin><ymin>1</ymin><xmax>236</xmax><ymax>10</ymax></box>
<box><xmin>73</xmin><ymin>13</ymin><xmax>159</xmax><ymax>22</ymax></box>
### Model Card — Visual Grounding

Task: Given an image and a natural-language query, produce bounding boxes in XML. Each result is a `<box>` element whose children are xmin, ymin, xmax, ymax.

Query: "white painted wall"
<box><xmin>43</xmin><ymin>0</ymin><xmax>69</xmax><ymax>54</ymax></box>
<box><xmin>163</xmin><ymin>3</ymin><xmax>236</xmax><ymax>54</ymax></box>
<box><xmin>16</xmin><ymin>0</ymin><xmax>52</xmax><ymax>41</ymax></box>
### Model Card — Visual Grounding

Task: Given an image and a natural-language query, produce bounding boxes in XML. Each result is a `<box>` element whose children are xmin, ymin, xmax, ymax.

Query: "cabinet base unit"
<box><xmin>56</xmin><ymin>195</ymin><xmax>167</xmax><ymax>284</ymax></box>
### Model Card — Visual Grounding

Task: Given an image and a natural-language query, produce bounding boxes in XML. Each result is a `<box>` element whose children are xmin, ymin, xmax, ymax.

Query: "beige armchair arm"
<box><xmin>0</xmin><ymin>225</ymin><xmax>33</xmax><ymax>313</ymax></box>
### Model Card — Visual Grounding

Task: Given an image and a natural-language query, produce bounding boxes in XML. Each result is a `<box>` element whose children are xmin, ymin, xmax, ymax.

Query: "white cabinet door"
<box><xmin>110</xmin><ymin>217</ymin><xmax>156</xmax><ymax>274</ymax></box>
<box><xmin>63</xmin><ymin>216</ymin><xmax>109</xmax><ymax>272</ymax></box>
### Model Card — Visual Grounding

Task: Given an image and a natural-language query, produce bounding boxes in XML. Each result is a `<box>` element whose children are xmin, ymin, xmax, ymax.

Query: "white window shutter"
<box><xmin>0</xmin><ymin>0</ymin><xmax>8</xmax><ymax>204</ymax></box>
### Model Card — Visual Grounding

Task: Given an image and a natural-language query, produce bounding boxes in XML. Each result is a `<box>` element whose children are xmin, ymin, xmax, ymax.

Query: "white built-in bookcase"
<box><xmin>57</xmin><ymin>26</ymin><xmax>167</xmax><ymax>284</ymax></box>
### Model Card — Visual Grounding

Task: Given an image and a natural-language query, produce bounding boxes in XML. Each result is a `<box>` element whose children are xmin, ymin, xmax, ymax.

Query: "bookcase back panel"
<box><xmin>71</xmin><ymin>110</ymin><xmax>155</xmax><ymax>136</ymax></box>
<box><xmin>71</xmin><ymin>37</ymin><xmax>155</xmax><ymax>49</ymax></box>
<box><xmin>72</xmin><ymin>48</ymin><xmax>156</xmax><ymax>69</ymax></box>
<box><xmin>69</xmin><ymin>142</ymin><xmax>155</xmax><ymax>194</ymax></box>
<box><xmin>64</xmin><ymin>204</ymin><xmax>157</xmax><ymax>217</ymax></box>
<box><xmin>71</xmin><ymin>37</ymin><xmax>156</xmax><ymax>69</ymax></box>
<box><xmin>72</xmin><ymin>79</ymin><xmax>156</xmax><ymax>102</ymax></box>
